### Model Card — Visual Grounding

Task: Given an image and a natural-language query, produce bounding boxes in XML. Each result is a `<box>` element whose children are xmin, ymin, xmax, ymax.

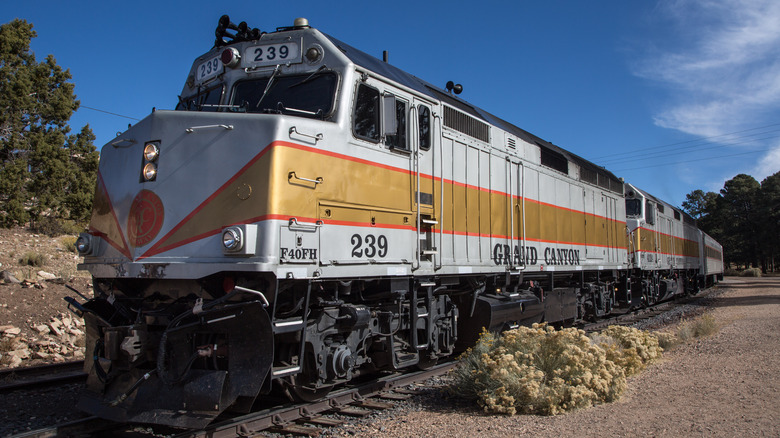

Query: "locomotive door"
<box><xmin>412</xmin><ymin>99</ymin><xmax>439</xmax><ymax>271</ymax></box>
<box><xmin>602</xmin><ymin>194</ymin><xmax>615</xmax><ymax>263</ymax></box>
<box><xmin>507</xmin><ymin>158</ymin><xmax>524</xmax><ymax>269</ymax></box>
<box><xmin>665</xmin><ymin>218</ymin><xmax>674</xmax><ymax>267</ymax></box>
<box><xmin>650</xmin><ymin>204</ymin><xmax>661</xmax><ymax>268</ymax></box>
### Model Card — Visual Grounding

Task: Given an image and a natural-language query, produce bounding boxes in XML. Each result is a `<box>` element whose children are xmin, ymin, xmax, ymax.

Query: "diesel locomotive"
<box><xmin>71</xmin><ymin>16</ymin><xmax>723</xmax><ymax>428</ymax></box>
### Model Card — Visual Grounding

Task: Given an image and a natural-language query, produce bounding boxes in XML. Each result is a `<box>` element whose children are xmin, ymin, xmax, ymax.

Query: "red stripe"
<box><xmin>138</xmin><ymin>140</ymin><xmax>631</xmax><ymax>258</ymax></box>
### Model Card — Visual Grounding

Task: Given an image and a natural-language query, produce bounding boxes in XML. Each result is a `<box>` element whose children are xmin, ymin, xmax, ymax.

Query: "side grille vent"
<box><xmin>443</xmin><ymin>106</ymin><xmax>490</xmax><ymax>143</ymax></box>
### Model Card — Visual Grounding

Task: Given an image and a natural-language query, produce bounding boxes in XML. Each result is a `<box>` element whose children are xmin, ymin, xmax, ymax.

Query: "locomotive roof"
<box><xmin>324</xmin><ymin>34</ymin><xmax>623</xmax><ymax>192</ymax></box>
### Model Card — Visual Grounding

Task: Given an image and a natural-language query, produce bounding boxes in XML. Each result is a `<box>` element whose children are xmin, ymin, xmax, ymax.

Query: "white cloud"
<box><xmin>753</xmin><ymin>144</ymin><xmax>780</xmax><ymax>180</ymax></box>
<box><xmin>636</xmin><ymin>0</ymin><xmax>780</xmax><ymax>137</ymax></box>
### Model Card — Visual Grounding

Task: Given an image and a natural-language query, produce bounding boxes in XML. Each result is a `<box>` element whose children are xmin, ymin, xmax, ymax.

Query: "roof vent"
<box><xmin>294</xmin><ymin>18</ymin><xmax>310</xmax><ymax>28</ymax></box>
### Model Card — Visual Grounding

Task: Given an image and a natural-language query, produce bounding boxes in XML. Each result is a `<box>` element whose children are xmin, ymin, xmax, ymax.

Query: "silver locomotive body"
<box><xmin>72</xmin><ymin>16</ymin><xmax>722</xmax><ymax>428</ymax></box>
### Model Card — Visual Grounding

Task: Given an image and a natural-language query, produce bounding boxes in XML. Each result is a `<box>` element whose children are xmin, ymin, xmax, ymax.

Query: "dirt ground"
<box><xmin>338</xmin><ymin>277</ymin><xmax>780</xmax><ymax>438</ymax></box>
<box><xmin>0</xmin><ymin>227</ymin><xmax>91</xmax><ymax>368</ymax></box>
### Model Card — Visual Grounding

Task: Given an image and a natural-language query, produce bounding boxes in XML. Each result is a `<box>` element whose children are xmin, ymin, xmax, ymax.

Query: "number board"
<box><xmin>243</xmin><ymin>41</ymin><xmax>301</xmax><ymax>67</ymax></box>
<box><xmin>196</xmin><ymin>55</ymin><xmax>222</xmax><ymax>84</ymax></box>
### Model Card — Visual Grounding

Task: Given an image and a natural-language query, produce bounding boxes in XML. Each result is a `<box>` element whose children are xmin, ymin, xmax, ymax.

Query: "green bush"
<box><xmin>61</xmin><ymin>235</ymin><xmax>78</xmax><ymax>253</ymax></box>
<box><xmin>31</xmin><ymin>217</ymin><xmax>83</xmax><ymax>237</ymax></box>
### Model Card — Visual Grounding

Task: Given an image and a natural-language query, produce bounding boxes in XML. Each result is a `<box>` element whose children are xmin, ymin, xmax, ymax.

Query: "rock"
<box><xmin>1</xmin><ymin>326</ymin><xmax>21</xmax><ymax>336</ymax></box>
<box><xmin>34</xmin><ymin>325</ymin><xmax>51</xmax><ymax>335</ymax></box>
<box><xmin>33</xmin><ymin>351</ymin><xmax>50</xmax><ymax>360</ymax></box>
<box><xmin>9</xmin><ymin>348</ymin><xmax>30</xmax><ymax>360</ymax></box>
<box><xmin>8</xmin><ymin>355</ymin><xmax>22</xmax><ymax>368</ymax></box>
<box><xmin>1</xmin><ymin>270</ymin><xmax>21</xmax><ymax>284</ymax></box>
<box><xmin>47</xmin><ymin>322</ymin><xmax>63</xmax><ymax>337</ymax></box>
<box><xmin>37</xmin><ymin>271</ymin><xmax>56</xmax><ymax>280</ymax></box>
<box><xmin>67</xmin><ymin>328</ymin><xmax>84</xmax><ymax>337</ymax></box>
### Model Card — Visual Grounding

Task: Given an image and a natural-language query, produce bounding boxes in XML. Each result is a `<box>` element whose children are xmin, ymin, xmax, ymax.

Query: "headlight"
<box><xmin>142</xmin><ymin>163</ymin><xmax>157</xmax><ymax>181</ymax></box>
<box><xmin>222</xmin><ymin>228</ymin><xmax>242</xmax><ymax>251</ymax></box>
<box><xmin>75</xmin><ymin>234</ymin><xmax>91</xmax><ymax>254</ymax></box>
<box><xmin>143</xmin><ymin>143</ymin><xmax>160</xmax><ymax>162</ymax></box>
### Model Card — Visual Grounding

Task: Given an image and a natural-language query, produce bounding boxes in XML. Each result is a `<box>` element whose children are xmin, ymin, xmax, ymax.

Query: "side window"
<box><xmin>353</xmin><ymin>84</ymin><xmax>380</xmax><ymax>142</ymax></box>
<box><xmin>386</xmin><ymin>99</ymin><xmax>408</xmax><ymax>150</ymax></box>
<box><xmin>418</xmin><ymin>105</ymin><xmax>431</xmax><ymax>151</ymax></box>
<box><xmin>625</xmin><ymin>198</ymin><xmax>641</xmax><ymax>217</ymax></box>
<box><xmin>645</xmin><ymin>200</ymin><xmax>655</xmax><ymax>225</ymax></box>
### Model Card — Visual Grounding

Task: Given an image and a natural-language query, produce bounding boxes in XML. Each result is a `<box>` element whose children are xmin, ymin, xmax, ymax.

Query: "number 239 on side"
<box><xmin>351</xmin><ymin>234</ymin><xmax>388</xmax><ymax>258</ymax></box>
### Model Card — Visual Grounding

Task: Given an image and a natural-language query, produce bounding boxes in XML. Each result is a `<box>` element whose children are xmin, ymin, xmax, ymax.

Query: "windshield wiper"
<box><xmin>256</xmin><ymin>64</ymin><xmax>281</xmax><ymax>108</ymax></box>
<box><xmin>288</xmin><ymin>65</ymin><xmax>329</xmax><ymax>89</ymax></box>
<box><xmin>276</xmin><ymin>102</ymin><xmax>324</xmax><ymax>119</ymax></box>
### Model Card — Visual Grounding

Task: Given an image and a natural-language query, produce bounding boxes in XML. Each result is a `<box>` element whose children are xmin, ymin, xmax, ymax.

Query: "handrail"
<box><xmin>288</xmin><ymin>217</ymin><xmax>323</xmax><ymax>232</ymax></box>
<box><xmin>185</xmin><ymin>124</ymin><xmax>234</xmax><ymax>133</ymax></box>
<box><xmin>288</xmin><ymin>171</ymin><xmax>323</xmax><ymax>185</ymax></box>
<box><xmin>289</xmin><ymin>126</ymin><xmax>323</xmax><ymax>143</ymax></box>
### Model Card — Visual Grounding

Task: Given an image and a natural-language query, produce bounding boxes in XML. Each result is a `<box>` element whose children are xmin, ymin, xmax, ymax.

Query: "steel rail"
<box><xmin>177</xmin><ymin>361</ymin><xmax>457</xmax><ymax>438</ymax></box>
<box><xmin>0</xmin><ymin>360</ymin><xmax>86</xmax><ymax>394</ymax></box>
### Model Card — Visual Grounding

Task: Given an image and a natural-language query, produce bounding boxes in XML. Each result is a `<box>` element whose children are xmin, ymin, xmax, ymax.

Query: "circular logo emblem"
<box><xmin>128</xmin><ymin>190</ymin><xmax>164</xmax><ymax>247</ymax></box>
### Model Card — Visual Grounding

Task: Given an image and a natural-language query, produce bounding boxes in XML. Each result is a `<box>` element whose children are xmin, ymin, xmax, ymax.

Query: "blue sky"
<box><xmin>4</xmin><ymin>0</ymin><xmax>779</xmax><ymax>208</ymax></box>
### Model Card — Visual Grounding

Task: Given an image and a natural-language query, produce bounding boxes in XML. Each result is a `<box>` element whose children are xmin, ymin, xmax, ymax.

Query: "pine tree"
<box><xmin>0</xmin><ymin>19</ymin><xmax>98</xmax><ymax>229</ymax></box>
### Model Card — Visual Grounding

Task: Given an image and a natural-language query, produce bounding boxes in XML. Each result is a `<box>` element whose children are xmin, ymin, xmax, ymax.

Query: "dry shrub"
<box><xmin>450</xmin><ymin>324</ymin><xmax>627</xmax><ymax>416</ymax></box>
<box><xmin>592</xmin><ymin>326</ymin><xmax>663</xmax><ymax>376</ymax></box>
<box><xmin>678</xmin><ymin>313</ymin><xmax>718</xmax><ymax>342</ymax></box>
<box><xmin>740</xmin><ymin>268</ymin><xmax>762</xmax><ymax>277</ymax></box>
<box><xmin>18</xmin><ymin>251</ymin><xmax>46</xmax><ymax>267</ymax></box>
<box><xmin>655</xmin><ymin>331</ymin><xmax>681</xmax><ymax>350</ymax></box>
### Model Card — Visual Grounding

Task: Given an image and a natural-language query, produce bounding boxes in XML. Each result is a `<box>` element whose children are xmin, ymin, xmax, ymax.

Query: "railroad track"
<box><xmin>582</xmin><ymin>285</ymin><xmax>722</xmax><ymax>333</ymax></box>
<box><xmin>12</xmin><ymin>361</ymin><xmax>456</xmax><ymax>437</ymax></box>
<box><xmin>0</xmin><ymin>360</ymin><xmax>86</xmax><ymax>394</ymax></box>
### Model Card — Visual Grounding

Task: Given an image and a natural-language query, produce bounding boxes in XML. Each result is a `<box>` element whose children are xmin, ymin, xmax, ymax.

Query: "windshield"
<box><xmin>231</xmin><ymin>72</ymin><xmax>338</xmax><ymax>118</ymax></box>
<box><xmin>176</xmin><ymin>85</ymin><xmax>224</xmax><ymax>112</ymax></box>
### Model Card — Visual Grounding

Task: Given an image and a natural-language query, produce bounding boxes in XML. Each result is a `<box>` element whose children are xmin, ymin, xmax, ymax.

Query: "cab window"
<box><xmin>353</xmin><ymin>84</ymin><xmax>380</xmax><ymax>142</ymax></box>
<box><xmin>625</xmin><ymin>198</ymin><xmax>641</xmax><ymax>217</ymax></box>
<box><xmin>385</xmin><ymin>99</ymin><xmax>408</xmax><ymax>150</ymax></box>
<box><xmin>418</xmin><ymin>104</ymin><xmax>431</xmax><ymax>151</ymax></box>
<box><xmin>645</xmin><ymin>201</ymin><xmax>655</xmax><ymax>224</ymax></box>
